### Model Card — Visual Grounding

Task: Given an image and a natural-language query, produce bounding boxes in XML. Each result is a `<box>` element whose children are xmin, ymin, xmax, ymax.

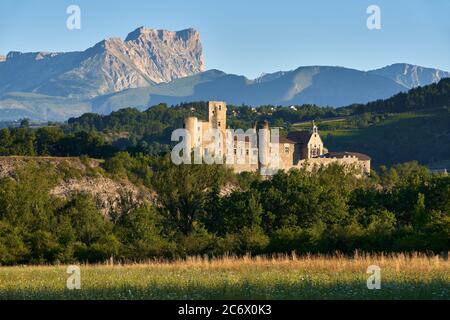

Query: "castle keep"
<box><xmin>184</xmin><ymin>101</ymin><xmax>371</xmax><ymax>175</ymax></box>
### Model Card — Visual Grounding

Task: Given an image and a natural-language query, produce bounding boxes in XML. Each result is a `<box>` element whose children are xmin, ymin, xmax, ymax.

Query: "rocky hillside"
<box><xmin>0</xmin><ymin>27</ymin><xmax>204</xmax><ymax>98</ymax></box>
<box><xmin>0</xmin><ymin>156</ymin><xmax>154</xmax><ymax>216</ymax></box>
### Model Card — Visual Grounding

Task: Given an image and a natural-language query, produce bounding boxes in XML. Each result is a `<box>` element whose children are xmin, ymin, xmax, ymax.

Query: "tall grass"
<box><xmin>0</xmin><ymin>253</ymin><xmax>448</xmax><ymax>300</ymax></box>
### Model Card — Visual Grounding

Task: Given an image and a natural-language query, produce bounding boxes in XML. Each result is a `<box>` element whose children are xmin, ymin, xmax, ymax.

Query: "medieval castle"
<box><xmin>184</xmin><ymin>101</ymin><xmax>371</xmax><ymax>175</ymax></box>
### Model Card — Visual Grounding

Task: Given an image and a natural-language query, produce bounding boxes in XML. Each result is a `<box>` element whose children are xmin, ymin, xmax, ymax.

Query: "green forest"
<box><xmin>0</xmin><ymin>156</ymin><xmax>449</xmax><ymax>265</ymax></box>
<box><xmin>0</xmin><ymin>79</ymin><xmax>449</xmax><ymax>265</ymax></box>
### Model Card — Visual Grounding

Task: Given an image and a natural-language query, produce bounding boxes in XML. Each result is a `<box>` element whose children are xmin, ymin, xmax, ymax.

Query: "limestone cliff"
<box><xmin>0</xmin><ymin>27</ymin><xmax>204</xmax><ymax>97</ymax></box>
<box><xmin>0</xmin><ymin>157</ymin><xmax>154</xmax><ymax>216</ymax></box>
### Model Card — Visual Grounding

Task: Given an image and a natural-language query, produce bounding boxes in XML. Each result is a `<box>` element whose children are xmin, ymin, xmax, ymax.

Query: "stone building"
<box><xmin>183</xmin><ymin>101</ymin><xmax>371</xmax><ymax>175</ymax></box>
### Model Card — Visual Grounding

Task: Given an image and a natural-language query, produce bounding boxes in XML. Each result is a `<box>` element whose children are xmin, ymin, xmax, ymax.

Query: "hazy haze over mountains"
<box><xmin>0</xmin><ymin>27</ymin><xmax>448</xmax><ymax>121</ymax></box>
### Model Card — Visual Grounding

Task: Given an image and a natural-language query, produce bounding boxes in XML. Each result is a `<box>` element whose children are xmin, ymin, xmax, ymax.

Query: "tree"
<box><xmin>151</xmin><ymin>156</ymin><xmax>231</xmax><ymax>234</ymax></box>
<box><xmin>413</xmin><ymin>193</ymin><xmax>427</xmax><ymax>228</ymax></box>
<box><xmin>20</xmin><ymin>118</ymin><xmax>30</xmax><ymax>128</ymax></box>
<box><xmin>220</xmin><ymin>191</ymin><xmax>263</xmax><ymax>235</ymax></box>
<box><xmin>60</xmin><ymin>194</ymin><xmax>119</xmax><ymax>262</ymax></box>
<box><xmin>115</xmin><ymin>204</ymin><xmax>172</xmax><ymax>259</ymax></box>
<box><xmin>35</xmin><ymin>126</ymin><xmax>64</xmax><ymax>156</ymax></box>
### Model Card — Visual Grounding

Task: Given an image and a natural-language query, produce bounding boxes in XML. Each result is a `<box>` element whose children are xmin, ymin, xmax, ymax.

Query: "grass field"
<box><xmin>0</xmin><ymin>254</ymin><xmax>448</xmax><ymax>300</ymax></box>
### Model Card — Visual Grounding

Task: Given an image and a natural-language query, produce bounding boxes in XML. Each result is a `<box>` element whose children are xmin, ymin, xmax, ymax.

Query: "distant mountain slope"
<box><xmin>341</xmin><ymin>78</ymin><xmax>450</xmax><ymax>115</ymax></box>
<box><xmin>0</xmin><ymin>31</ymin><xmax>449</xmax><ymax>123</ymax></box>
<box><xmin>1</xmin><ymin>64</ymin><xmax>447</xmax><ymax>121</ymax></box>
<box><xmin>0</xmin><ymin>92</ymin><xmax>91</xmax><ymax>122</ymax></box>
<box><xmin>368</xmin><ymin>63</ymin><xmax>450</xmax><ymax>89</ymax></box>
<box><xmin>0</xmin><ymin>27</ymin><xmax>204</xmax><ymax>98</ymax></box>
<box><xmin>91</xmin><ymin>66</ymin><xmax>409</xmax><ymax>113</ymax></box>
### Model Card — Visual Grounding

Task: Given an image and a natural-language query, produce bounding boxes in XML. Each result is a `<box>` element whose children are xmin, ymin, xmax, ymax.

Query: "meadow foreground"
<box><xmin>0</xmin><ymin>254</ymin><xmax>448</xmax><ymax>300</ymax></box>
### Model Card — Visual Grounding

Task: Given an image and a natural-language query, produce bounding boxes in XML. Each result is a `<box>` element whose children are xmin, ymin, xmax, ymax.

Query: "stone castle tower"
<box><xmin>183</xmin><ymin>101</ymin><xmax>371</xmax><ymax>175</ymax></box>
<box><xmin>208</xmin><ymin>101</ymin><xmax>227</xmax><ymax>133</ymax></box>
<box><xmin>184</xmin><ymin>101</ymin><xmax>227</xmax><ymax>158</ymax></box>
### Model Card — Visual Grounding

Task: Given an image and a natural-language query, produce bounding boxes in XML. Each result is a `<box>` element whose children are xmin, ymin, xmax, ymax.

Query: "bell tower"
<box><xmin>312</xmin><ymin>120</ymin><xmax>318</xmax><ymax>135</ymax></box>
<box><xmin>308</xmin><ymin>121</ymin><xmax>324</xmax><ymax>158</ymax></box>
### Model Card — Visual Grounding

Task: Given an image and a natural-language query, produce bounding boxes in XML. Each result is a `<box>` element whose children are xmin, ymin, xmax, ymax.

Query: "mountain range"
<box><xmin>0</xmin><ymin>27</ymin><xmax>448</xmax><ymax>121</ymax></box>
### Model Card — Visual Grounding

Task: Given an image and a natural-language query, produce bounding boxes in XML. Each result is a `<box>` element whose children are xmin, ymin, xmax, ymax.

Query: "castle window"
<box><xmin>285</xmin><ymin>146</ymin><xmax>290</xmax><ymax>154</ymax></box>
<box><xmin>246</xmin><ymin>149</ymin><xmax>249</xmax><ymax>156</ymax></box>
<box><xmin>219</xmin><ymin>106</ymin><xmax>222</xmax><ymax>111</ymax></box>
<box><xmin>234</xmin><ymin>149</ymin><xmax>237</xmax><ymax>155</ymax></box>
<box><xmin>218</xmin><ymin>122</ymin><xmax>221</xmax><ymax>127</ymax></box>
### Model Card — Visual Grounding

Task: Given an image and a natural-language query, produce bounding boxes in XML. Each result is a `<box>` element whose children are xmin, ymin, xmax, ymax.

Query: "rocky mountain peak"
<box><xmin>125</xmin><ymin>26</ymin><xmax>199</xmax><ymax>42</ymax></box>
<box><xmin>96</xmin><ymin>26</ymin><xmax>205</xmax><ymax>86</ymax></box>
<box><xmin>0</xmin><ymin>26</ymin><xmax>205</xmax><ymax>98</ymax></box>
<box><xmin>369</xmin><ymin>63</ymin><xmax>450</xmax><ymax>88</ymax></box>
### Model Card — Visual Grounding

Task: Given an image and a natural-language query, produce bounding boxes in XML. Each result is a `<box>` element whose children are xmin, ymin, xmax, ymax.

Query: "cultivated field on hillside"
<box><xmin>322</xmin><ymin>111</ymin><xmax>450</xmax><ymax>167</ymax></box>
<box><xmin>0</xmin><ymin>254</ymin><xmax>448</xmax><ymax>300</ymax></box>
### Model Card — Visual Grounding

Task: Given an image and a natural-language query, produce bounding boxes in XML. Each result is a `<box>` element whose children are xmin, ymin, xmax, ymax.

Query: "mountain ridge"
<box><xmin>0</xmin><ymin>27</ymin><xmax>205</xmax><ymax>98</ymax></box>
<box><xmin>368</xmin><ymin>63</ymin><xmax>450</xmax><ymax>89</ymax></box>
<box><xmin>88</xmin><ymin>65</ymin><xmax>411</xmax><ymax>114</ymax></box>
<box><xmin>1</xmin><ymin>64</ymin><xmax>449</xmax><ymax>122</ymax></box>
<box><xmin>0</xmin><ymin>28</ymin><xmax>449</xmax><ymax>121</ymax></box>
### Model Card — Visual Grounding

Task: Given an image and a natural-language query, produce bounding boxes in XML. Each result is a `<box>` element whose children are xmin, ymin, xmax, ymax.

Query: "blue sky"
<box><xmin>0</xmin><ymin>0</ymin><xmax>449</xmax><ymax>78</ymax></box>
